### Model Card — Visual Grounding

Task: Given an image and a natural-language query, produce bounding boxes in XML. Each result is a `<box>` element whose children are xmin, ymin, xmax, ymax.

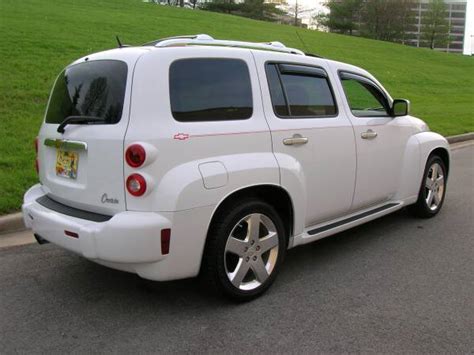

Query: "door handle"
<box><xmin>361</xmin><ymin>129</ymin><xmax>378</xmax><ymax>140</ymax></box>
<box><xmin>283</xmin><ymin>134</ymin><xmax>308</xmax><ymax>146</ymax></box>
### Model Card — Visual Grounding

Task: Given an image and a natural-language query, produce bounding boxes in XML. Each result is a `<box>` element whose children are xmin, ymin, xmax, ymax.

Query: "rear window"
<box><xmin>45</xmin><ymin>60</ymin><xmax>128</xmax><ymax>124</ymax></box>
<box><xmin>169</xmin><ymin>58</ymin><xmax>253</xmax><ymax>122</ymax></box>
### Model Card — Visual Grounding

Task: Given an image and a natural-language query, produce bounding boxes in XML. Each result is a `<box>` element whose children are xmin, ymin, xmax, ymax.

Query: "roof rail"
<box><xmin>143</xmin><ymin>34</ymin><xmax>305</xmax><ymax>55</ymax></box>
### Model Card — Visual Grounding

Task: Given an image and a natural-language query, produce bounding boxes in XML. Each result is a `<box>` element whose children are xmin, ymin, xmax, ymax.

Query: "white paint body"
<box><xmin>22</xmin><ymin>43</ymin><xmax>450</xmax><ymax>281</ymax></box>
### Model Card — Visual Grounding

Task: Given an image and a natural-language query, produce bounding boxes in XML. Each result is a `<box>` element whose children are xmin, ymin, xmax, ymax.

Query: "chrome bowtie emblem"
<box><xmin>173</xmin><ymin>133</ymin><xmax>189</xmax><ymax>140</ymax></box>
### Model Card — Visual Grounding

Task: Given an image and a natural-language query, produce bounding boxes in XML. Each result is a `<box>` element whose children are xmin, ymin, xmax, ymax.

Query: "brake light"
<box><xmin>126</xmin><ymin>174</ymin><xmax>147</xmax><ymax>196</ymax></box>
<box><xmin>125</xmin><ymin>144</ymin><xmax>146</xmax><ymax>168</ymax></box>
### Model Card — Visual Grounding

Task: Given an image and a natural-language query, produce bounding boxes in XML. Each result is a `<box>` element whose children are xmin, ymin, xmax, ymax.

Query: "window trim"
<box><xmin>168</xmin><ymin>57</ymin><xmax>254</xmax><ymax>123</ymax></box>
<box><xmin>265</xmin><ymin>61</ymin><xmax>339</xmax><ymax>120</ymax></box>
<box><xmin>278</xmin><ymin>64</ymin><xmax>328</xmax><ymax>78</ymax></box>
<box><xmin>338</xmin><ymin>70</ymin><xmax>392</xmax><ymax>118</ymax></box>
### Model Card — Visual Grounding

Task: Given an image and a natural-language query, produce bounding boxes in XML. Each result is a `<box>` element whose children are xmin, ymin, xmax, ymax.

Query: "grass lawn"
<box><xmin>0</xmin><ymin>0</ymin><xmax>473</xmax><ymax>214</ymax></box>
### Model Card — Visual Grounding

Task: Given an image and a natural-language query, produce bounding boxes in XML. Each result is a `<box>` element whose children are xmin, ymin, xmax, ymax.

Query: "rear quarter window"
<box><xmin>169</xmin><ymin>58</ymin><xmax>253</xmax><ymax>122</ymax></box>
<box><xmin>45</xmin><ymin>60</ymin><xmax>128</xmax><ymax>124</ymax></box>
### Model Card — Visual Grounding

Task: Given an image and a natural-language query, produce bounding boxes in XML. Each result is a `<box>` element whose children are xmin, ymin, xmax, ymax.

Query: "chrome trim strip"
<box><xmin>307</xmin><ymin>202</ymin><xmax>399</xmax><ymax>235</ymax></box>
<box><xmin>44</xmin><ymin>138</ymin><xmax>87</xmax><ymax>151</ymax></box>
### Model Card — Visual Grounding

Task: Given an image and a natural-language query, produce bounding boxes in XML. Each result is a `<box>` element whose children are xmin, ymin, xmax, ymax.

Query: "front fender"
<box><xmin>396</xmin><ymin>131</ymin><xmax>450</xmax><ymax>203</ymax></box>
<box><xmin>415</xmin><ymin>131</ymin><xmax>450</xmax><ymax>172</ymax></box>
<box><xmin>394</xmin><ymin>134</ymin><xmax>422</xmax><ymax>202</ymax></box>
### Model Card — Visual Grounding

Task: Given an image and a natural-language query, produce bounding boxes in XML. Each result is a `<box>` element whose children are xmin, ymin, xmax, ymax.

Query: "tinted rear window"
<box><xmin>169</xmin><ymin>58</ymin><xmax>253</xmax><ymax>122</ymax></box>
<box><xmin>45</xmin><ymin>60</ymin><xmax>128</xmax><ymax>124</ymax></box>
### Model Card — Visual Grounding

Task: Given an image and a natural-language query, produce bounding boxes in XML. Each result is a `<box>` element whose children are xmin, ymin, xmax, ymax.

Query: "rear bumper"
<box><xmin>22</xmin><ymin>184</ymin><xmax>213</xmax><ymax>281</ymax></box>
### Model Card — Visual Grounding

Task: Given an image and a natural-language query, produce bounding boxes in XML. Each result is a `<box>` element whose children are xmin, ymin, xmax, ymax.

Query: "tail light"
<box><xmin>126</xmin><ymin>174</ymin><xmax>147</xmax><ymax>196</ymax></box>
<box><xmin>34</xmin><ymin>137</ymin><xmax>39</xmax><ymax>174</ymax></box>
<box><xmin>125</xmin><ymin>144</ymin><xmax>146</xmax><ymax>168</ymax></box>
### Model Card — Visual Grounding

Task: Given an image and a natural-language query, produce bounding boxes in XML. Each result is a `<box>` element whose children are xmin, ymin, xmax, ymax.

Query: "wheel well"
<box><xmin>430</xmin><ymin>147</ymin><xmax>450</xmax><ymax>176</ymax></box>
<box><xmin>209</xmin><ymin>185</ymin><xmax>294</xmax><ymax>241</ymax></box>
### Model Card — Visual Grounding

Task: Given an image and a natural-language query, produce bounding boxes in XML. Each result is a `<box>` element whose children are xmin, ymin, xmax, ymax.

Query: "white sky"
<box><xmin>285</xmin><ymin>0</ymin><xmax>324</xmax><ymax>7</ymax></box>
<box><xmin>286</xmin><ymin>0</ymin><xmax>326</xmax><ymax>13</ymax></box>
<box><xmin>464</xmin><ymin>0</ymin><xmax>473</xmax><ymax>54</ymax></box>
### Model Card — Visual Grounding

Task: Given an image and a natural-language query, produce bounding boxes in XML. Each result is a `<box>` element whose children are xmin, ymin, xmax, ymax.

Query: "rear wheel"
<box><xmin>409</xmin><ymin>155</ymin><xmax>447</xmax><ymax>218</ymax></box>
<box><xmin>201</xmin><ymin>199</ymin><xmax>286</xmax><ymax>301</ymax></box>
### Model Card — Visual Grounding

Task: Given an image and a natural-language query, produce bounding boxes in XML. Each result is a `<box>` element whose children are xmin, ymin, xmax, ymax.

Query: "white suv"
<box><xmin>23</xmin><ymin>35</ymin><xmax>450</xmax><ymax>300</ymax></box>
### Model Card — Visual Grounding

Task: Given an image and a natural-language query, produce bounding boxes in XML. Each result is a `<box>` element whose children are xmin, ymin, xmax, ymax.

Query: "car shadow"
<box><xmin>46</xmin><ymin>207</ymin><xmax>421</xmax><ymax>312</ymax></box>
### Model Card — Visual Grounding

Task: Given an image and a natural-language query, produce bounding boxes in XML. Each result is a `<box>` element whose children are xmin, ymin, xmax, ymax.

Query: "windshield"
<box><xmin>45</xmin><ymin>60</ymin><xmax>128</xmax><ymax>124</ymax></box>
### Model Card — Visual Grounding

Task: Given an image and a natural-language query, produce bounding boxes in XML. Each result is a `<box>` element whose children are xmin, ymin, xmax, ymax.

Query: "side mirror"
<box><xmin>391</xmin><ymin>99</ymin><xmax>410</xmax><ymax>117</ymax></box>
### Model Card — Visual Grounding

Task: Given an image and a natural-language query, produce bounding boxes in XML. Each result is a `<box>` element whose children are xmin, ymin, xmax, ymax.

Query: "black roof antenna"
<box><xmin>116</xmin><ymin>35</ymin><xmax>130</xmax><ymax>48</ymax></box>
<box><xmin>295</xmin><ymin>29</ymin><xmax>324</xmax><ymax>58</ymax></box>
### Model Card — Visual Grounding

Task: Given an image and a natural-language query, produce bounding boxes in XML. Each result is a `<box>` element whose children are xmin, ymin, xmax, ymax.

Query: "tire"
<box><xmin>201</xmin><ymin>198</ymin><xmax>287</xmax><ymax>301</ymax></box>
<box><xmin>409</xmin><ymin>154</ymin><xmax>447</xmax><ymax>218</ymax></box>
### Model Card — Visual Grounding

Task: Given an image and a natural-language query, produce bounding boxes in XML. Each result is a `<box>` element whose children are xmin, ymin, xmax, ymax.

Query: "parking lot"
<box><xmin>1</xmin><ymin>145</ymin><xmax>473</xmax><ymax>353</ymax></box>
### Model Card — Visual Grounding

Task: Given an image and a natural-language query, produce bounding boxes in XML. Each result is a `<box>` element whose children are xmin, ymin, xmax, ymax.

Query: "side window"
<box><xmin>340</xmin><ymin>74</ymin><xmax>390</xmax><ymax>117</ymax></box>
<box><xmin>265</xmin><ymin>63</ymin><xmax>337</xmax><ymax>118</ymax></box>
<box><xmin>169</xmin><ymin>58</ymin><xmax>253</xmax><ymax>122</ymax></box>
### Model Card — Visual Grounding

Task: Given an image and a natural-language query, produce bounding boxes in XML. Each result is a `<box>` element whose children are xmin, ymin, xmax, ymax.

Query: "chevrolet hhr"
<box><xmin>23</xmin><ymin>35</ymin><xmax>450</xmax><ymax>300</ymax></box>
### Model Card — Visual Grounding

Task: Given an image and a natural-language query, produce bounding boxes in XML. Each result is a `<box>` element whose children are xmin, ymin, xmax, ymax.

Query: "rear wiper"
<box><xmin>57</xmin><ymin>116</ymin><xmax>105</xmax><ymax>133</ymax></box>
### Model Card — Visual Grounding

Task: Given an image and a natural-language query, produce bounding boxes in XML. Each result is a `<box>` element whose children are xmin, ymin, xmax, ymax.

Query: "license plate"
<box><xmin>56</xmin><ymin>150</ymin><xmax>79</xmax><ymax>179</ymax></box>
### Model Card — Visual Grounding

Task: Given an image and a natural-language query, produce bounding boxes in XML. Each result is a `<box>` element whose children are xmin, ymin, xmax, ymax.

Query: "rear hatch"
<box><xmin>37</xmin><ymin>49</ymin><xmax>148</xmax><ymax>215</ymax></box>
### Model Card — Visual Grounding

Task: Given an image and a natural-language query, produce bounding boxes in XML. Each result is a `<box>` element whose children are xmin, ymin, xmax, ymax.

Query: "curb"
<box><xmin>0</xmin><ymin>212</ymin><xmax>25</xmax><ymax>236</ymax></box>
<box><xmin>446</xmin><ymin>132</ymin><xmax>474</xmax><ymax>144</ymax></box>
<box><xmin>0</xmin><ymin>132</ymin><xmax>472</xmax><ymax>236</ymax></box>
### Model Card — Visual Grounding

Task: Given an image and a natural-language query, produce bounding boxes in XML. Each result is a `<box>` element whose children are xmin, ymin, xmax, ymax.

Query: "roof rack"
<box><xmin>143</xmin><ymin>34</ymin><xmax>305</xmax><ymax>55</ymax></box>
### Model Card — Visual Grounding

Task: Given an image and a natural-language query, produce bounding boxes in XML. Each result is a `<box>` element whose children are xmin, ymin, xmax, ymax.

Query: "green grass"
<box><xmin>0</xmin><ymin>0</ymin><xmax>473</xmax><ymax>214</ymax></box>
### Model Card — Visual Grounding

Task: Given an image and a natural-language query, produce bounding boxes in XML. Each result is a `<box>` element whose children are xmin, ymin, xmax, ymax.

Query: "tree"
<box><xmin>239</xmin><ymin>0</ymin><xmax>285</xmax><ymax>21</ymax></box>
<box><xmin>318</xmin><ymin>0</ymin><xmax>363</xmax><ymax>35</ymax></box>
<box><xmin>420</xmin><ymin>0</ymin><xmax>450</xmax><ymax>49</ymax></box>
<box><xmin>202</xmin><ymin>0</ymin><xmax>239</xmax><ymax>14</ymax></box>
<box><xmin>284</xmin><ymin>0</ymin><xmax>314</xmax><ymax>27</ymax></box>
<box><xmin>397</xmin><ymin>0</ymin><xmax>417</xmax><ymax>44</ymax></box>
<box><xmin>361</xmin><ymin>0</ymin><xmax>416</xmax><ymax>42</ymax></box>
<box><xmin>203</xmin><ymin>0</ymin><xmax>284</xmax><ymax>22</ymax></box>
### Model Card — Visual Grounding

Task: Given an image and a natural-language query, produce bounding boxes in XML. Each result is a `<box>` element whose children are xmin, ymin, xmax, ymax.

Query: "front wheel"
<box><xmin>201</xmin><ymin>199</ymin><xmax>287</xmax><ymax>301</ymax></box>
<box><xmin>409</xmin><ymin>155</ymin><xmax>447</xmax><ymax>218</ymax></box>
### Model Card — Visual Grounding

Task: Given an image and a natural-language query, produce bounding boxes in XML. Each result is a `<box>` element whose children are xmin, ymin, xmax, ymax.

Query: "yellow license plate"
<box><xmin>56</xmin><ymin>150</ymin><xmax>79</xmax><ymax>179</ymax></box>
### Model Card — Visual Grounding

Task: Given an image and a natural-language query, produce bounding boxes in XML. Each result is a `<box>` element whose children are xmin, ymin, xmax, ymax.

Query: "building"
<box><xmin>326</xmin><ymin>0</ymin><xmax>469</xmax><ymax>54</ymax></box>
<box><xmin>407</xmin><ymin>0</ymin><xmax>468</xmax><ymax>53</ymax></box>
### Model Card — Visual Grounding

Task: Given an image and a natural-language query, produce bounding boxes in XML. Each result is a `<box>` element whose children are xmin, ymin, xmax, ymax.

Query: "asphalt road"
<box><xmin>1</xmin><ymin>145</ymin><xmax>473</xmax><ymax>353</ymax></box>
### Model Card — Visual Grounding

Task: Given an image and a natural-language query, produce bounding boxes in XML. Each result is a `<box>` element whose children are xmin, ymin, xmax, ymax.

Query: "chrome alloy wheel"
<box><xmin>224</xmin><ymin>213</ymin><xmax>279</xmax><ymax>291</ymax></box>
<box><xmin>425</xmin><ymin>162</ymin><xmax>445</xmax><ymax>211</ymax></box>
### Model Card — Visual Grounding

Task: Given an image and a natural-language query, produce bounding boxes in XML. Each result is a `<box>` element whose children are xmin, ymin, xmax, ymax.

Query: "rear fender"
<box><xmin>153</xmin><ymin>152</ymin><xmax>280</xmax><ymax>212</ymax></box>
